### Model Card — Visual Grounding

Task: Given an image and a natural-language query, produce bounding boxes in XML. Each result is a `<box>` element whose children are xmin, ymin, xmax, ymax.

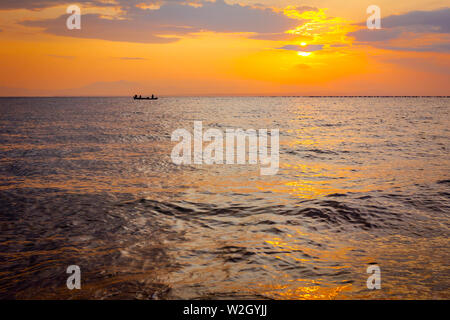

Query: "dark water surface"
<box><xmin>0</xmin><ymin>97</ymin><xmax>448</xmax><ymax>299</ymax></box>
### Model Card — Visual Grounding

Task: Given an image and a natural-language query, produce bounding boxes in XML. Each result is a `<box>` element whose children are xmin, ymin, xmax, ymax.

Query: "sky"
<box><xmin>0</xmin><ymin>0</ymin><xmax>449</xmax><ymax>96</ymax></box>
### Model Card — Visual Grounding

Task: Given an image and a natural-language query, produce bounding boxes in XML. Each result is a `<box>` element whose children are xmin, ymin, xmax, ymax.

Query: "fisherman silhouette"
<box><xmin>134</xmin><ymin>94</ymin><xmax>157</xmax><ymax>100</ymax></box>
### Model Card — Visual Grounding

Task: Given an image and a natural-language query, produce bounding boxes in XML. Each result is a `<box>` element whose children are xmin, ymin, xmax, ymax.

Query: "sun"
<box><xmin>300</xmin><ymin>42</ymin><xmax>307</xmax><ymax>46</ymax></box>
<box><xmin>297</xmin><ymin>51</ymin><xmax>311</xmax><ymax>57</ymax></box>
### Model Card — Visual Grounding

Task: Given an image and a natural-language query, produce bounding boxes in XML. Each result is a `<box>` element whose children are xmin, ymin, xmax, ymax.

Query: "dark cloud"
<box><xmin>20</xmin><ymin>0</ymin><xmax>300</xmax><ymax>43</ymax></box>
<box><xmin>348</xmin><ymin>28</ymin><xmax>402</xmax><ymax>42</ymax></box>
<box><xmin>382</xmin><ymin>8</ymin><xmax>450</xmax><ymax>33</ymax></box>
<box><xmin>294</xmin><ymin>6</ymin><xmax>318</xmax><ymax>13</ymax></box>
<box><xmin>378</xmin><ymin>43</ymin><xmax>450</xmax><ymax>53</ymax></box>
<box><xmin>278</xmin><ymin>45</ymin><xmax>302</xmax><ymax>51</ymax></box>
<box><xmin>0</xmin><ymin>0</ymin><xmax>116</xmax><ymax>10</ymax></box>
<box><xmin>22</xmin><ymin>13</ymin><xmax>180</xmax><ymax>43</ymax></box>
<box><xmin>0</xmin><ymin>0</ymin><xmax>169</xmax><ymax>10</ymax></box>
<box><xmin>355</xmin><ymin>8</ymin><xmax>450</xmax><ymax>33</ymax></box>
<box><xmin>277</xmin><ymin>44</ymin><xmax>323</xmax><ymax>52</ymax></box>
<box><xmin>249</xmin><ymin>32</ymin><xmax>298</xmax><ymax>41</ymax></box>
<box><xmin>329</xmin><ymin>44</ymin><xmax>348</xmax><ymax>48</ymax></box>
<box><xmin>303</xmin><ymin>44</ymin><xmax>324</xmax><ymax>52</ymax></box>
<box><xmin>0</xmin><ymin>0</ymin><xmax>207</xmax><ymax>10</ymax></box>
<box><xmin>349</xmin><ymin>8</ymin><xmax>450</xmax><ymax>53</ymax></box>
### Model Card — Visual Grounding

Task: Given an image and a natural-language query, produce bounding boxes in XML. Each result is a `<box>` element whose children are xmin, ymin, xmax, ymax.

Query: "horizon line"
<box><xmin>0</xmin><ymin>95</ymin><xmax>449</xmax><ymax>98</ymax></box>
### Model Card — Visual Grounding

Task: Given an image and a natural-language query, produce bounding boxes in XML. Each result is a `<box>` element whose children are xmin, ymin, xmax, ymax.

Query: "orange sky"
<box><xmin>0</xmin><ymin>0</ymin><xmax>448</xmax><ymax>96</ymax></box>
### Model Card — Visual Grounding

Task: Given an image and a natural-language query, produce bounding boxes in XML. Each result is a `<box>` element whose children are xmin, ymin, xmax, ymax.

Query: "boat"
<box><xmin>133</xmin><ymin>94</ymin><xmax>158</xmax><ymax>100</ymax></box>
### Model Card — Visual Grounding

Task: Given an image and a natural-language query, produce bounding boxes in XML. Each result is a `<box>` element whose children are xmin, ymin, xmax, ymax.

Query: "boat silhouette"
<box><xmin>133</xmin><ymin>94</ymin><xmax>158</xmax><ymax>100</ymax></box>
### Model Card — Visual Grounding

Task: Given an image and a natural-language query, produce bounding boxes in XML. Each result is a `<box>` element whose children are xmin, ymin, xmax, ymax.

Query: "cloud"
<box><xmin>303</xmin><ymin>44</ymin><xmax>324</xmax><ymax>52</ymax></box>
<box><xmin>277</xmin><ymin>44</ymin><xmax>302</xmax><ymax>51</ymax></box>
<box><xmin>22</xmin><ymin>13</ymin><xmax>180</xmax><ymax>43</ymax></box>
<box><xmin>277</xmin><ymin>44</ymin><xmax>324</xmax><ymax>52</ymax></box>
<box><xmin>249</xmin><ymin>32</ymin><xmax>297</xmax><ymax>41</ymax></box>
<box><xmin>349</xmin><ymin>8</ymin><xmax>450</xmax><ymax>52</ymax></box>
<box><xmin>0</xmin><ymin>0</ymin><xmax>230</xmax><ymax>11</ymax></box>
<box><xmin>329</xmin><ymin>44</ymin><xmax>348</xmax><ymax>48</ymax></box>
<box><xmin>354</xmin><ymin>7</ymin><xmax>450</xmax><ymax>33</ymax></box>
<box><xmin>0</xmin><ymin>0</ymin><xmax>116</xmax><ymax>10</ymax></box>
<box><xmin>381</xmin><ymin>8</ymin><xmax>450</xmax><ymax>33</ymax></box>
<box><xmin>20</xmin><ymin>0</ymin><xmax>301</xmax><ymax>43</ymax></box>
<box><xmin>348</xmin><ymin>29</ymin><xmax>402</xmax><ymax>42</ymax></box>
<box><xmin>378</xmin><ymin>43</ymin><xmax>450</xmax><ymax>53</ymax></box>
<box><xmin>294</xmin><ymin>6</ymin><xmax>318</xmax><ymax>13</ymax></box>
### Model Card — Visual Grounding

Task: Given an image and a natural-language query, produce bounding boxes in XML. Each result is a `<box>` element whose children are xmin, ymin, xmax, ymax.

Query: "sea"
<box><xmin>0</xmin><ymin>97</ymin><xmax>448</xmax><ymax>299</ymax></box>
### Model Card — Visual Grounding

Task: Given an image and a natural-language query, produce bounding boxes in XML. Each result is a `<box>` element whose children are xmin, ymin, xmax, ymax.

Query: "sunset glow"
<box><xmin>0</xmin><ymin>0</ymin><xmax>448</xmax><ymax>96</ymax></box>
<box><xmin>0</xmin><ymin>0</ymin><xmax>449</xmax><ymax>303</ymax></box>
